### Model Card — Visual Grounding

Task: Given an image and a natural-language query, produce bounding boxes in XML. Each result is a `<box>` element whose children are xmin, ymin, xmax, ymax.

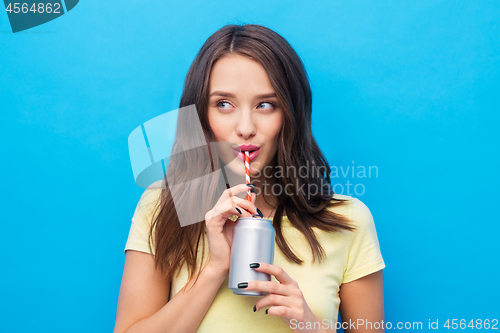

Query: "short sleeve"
<box><xmin>124</xmin><ymin>186</ymin><xmax>162</xmax><ymax>255</ymax></box>
<box><xmin>342</xmin><ymin>198</ymin><xmax>385</xmax><ymax>284</ymax></box>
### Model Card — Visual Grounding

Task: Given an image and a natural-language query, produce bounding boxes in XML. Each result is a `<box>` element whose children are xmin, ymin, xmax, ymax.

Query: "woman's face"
<box><xmin>208</xmin><ymin>53</ymin><xmax>283</xmax><ymax>178</ymax></box>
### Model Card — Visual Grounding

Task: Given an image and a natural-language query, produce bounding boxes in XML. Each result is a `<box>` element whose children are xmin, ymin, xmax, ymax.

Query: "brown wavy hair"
<box><xmin>146</xmin><ymin>24</ymin><xmax>355</xmax><ymax>283</ymax></box>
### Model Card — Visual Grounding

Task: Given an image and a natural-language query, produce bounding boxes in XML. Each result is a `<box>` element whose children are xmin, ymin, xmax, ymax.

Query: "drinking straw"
<box><xmin>245</xmin><ymin>151</ymin><xmax>251</xmax><ymax>201</ymax></box>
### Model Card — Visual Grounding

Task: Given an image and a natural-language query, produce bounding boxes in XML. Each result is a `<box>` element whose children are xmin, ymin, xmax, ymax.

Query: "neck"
<box><xmin>252</xmin><ymin>170</ymin><xmax>282</xmax><ymax>218</ymax></box>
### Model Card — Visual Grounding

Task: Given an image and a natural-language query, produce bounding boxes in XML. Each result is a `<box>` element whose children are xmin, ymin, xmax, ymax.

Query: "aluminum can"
<box><xmin>228</xmin><ymin>217</ymin><xmax>275</xmax><ymax>296</ymax></box>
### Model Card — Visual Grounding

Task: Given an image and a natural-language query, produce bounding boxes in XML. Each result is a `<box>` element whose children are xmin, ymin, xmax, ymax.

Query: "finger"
<box><xmin>211</xmin><ymin>198</ymin><xmax>255</xmax><ymax>223</ymax></box>
<box><xmin>249</xmin><ymin>191</ymin><xmax>261</xmax><ymax>217</ymax></box>
<box><xmin>216</xmin><ymin>184</ymin><xmax>256</xmax><ymax>215</ymax></box>
<box><xmin>226</xmin><ymin>187</ymin><xmax>236</xmax><ymax>209</ymax></box>
<box><xmin>222</xmin><ymin>205</ymin><xmax>252</xmax><ymax>220</ymax></box>
<box><xmin>231</xmin><ymin>196</ymin><xmax>258</xmax><ymax>215</ymax></box>
<box><xmin>223</xmin><ymin>183</ymin><xmax>255</xmax><ymax>202</ymax></box>
<box><xmin>241</xmin><ymin>280</ymin><xmax>289</xmax><ymax>296</ymax></box>
<box><xmin>207</xmin><ymin>184</ymin><xmax>257</xmax><ymax>222</ymax></box>
<box><xmin>249</xmin><ymin>262</ymin><xmax>296</xmax><ymax>285</ymax></box>
<box><xmin>251</xmin><ymin>191</ymin><xmax>256</xmax><ymax>205</ymax></box>
<box><xmin>222</xmin><ymin>207</ymin><xmax>244</xmax><ymax>221</ymax></box>
<box><xmin>265</xmin><ymin>306</ymin><xmax>292</xmax><ymax>318</ymax></box>
<box><xmin>254</xmin><ymin>294</ymin><xmax>291</xmax><ymax>312</ymax></box>
<box><xmin>210</xmin><ymin>195</ymin><xmax>255</xmax><ymax>219</ymax></box>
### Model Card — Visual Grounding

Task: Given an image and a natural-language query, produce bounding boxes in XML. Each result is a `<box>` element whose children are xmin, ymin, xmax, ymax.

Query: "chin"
<box><xmin>223</xmin><ymin>161</ymin><xmax>245</xmax><ymax>175</ymax></box>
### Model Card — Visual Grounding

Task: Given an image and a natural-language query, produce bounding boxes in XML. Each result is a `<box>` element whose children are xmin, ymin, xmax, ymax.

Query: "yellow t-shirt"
<box><xmin>124</xmin><ymin>188</ymin><xmax>385</xmax><ymax>332</ymax></box>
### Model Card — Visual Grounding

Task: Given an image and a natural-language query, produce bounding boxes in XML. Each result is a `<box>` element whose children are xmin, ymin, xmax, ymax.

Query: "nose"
<box><xmin>236</xmin><ymin>109</ymin><xmax>256</xmax><ymax>140</ymax></box>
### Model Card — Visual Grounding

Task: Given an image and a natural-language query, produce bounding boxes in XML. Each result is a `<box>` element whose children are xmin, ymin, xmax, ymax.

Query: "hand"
<box><xmin>241</xmin><ymin>263</ymin><xmax>324</xmax><ymax>333</ymax></box>
<box><xmin>204</xmin><ymin>184</ymin><xmax>257</xmax><ymax>277</ymax></box>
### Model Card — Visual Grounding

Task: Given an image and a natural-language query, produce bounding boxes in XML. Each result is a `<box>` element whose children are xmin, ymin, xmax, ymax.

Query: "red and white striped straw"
<box><xmin>245</xmin><ymin>151</ymin><xmax>251</xmax><ymax>201</ymax></box>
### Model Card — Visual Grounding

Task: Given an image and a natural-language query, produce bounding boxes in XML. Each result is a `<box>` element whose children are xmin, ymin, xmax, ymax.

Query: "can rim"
<box><xmin>236</xmin><ymin>217</ymin><xmax>272</xmax><ymax>222</ymax></box>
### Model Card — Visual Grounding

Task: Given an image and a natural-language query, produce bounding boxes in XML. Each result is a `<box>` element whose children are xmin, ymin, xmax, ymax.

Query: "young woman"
<box><xmin>114</xmin><ymin>24</ymin><xmax>385</xmax><ymax>333</ymax></box>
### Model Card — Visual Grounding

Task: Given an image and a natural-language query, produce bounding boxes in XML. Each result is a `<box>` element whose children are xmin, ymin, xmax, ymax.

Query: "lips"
<box><xmin>232</xmin><ymin>144</ymin><xmax>261</xmax><ymax>162</ymax></box>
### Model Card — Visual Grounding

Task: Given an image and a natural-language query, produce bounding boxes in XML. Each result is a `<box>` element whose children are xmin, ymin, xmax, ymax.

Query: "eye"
<box><xmin>216</xmin><ymin>100</ymin><xmax>234</xmax><ymax>111</ymax></box>
<box><xmin>257</xmin><ymin>102</ymin><xmax>275</xmax><ymax>110</ymax></box>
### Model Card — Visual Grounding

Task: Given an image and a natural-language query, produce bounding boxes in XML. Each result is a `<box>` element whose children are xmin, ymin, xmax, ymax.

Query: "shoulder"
<box><xmin>140</xmin><ymin>180</ymin><xmax>163</xmax><ymax>201</ymax></box>
<box><xmin>330</xmin><ymin>194</ymin><xmax>375</xmax><ymax>230</ymax></box>
<box><xmin>134</xmin><ymin>181</ymin><xmax>163</xmax><ymax>227</ymax></box>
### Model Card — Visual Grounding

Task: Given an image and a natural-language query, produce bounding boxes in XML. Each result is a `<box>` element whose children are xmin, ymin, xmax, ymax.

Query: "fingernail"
<box><xmin>257</xmin><ymin>208</ymin><xmax>263</xmax><ymax>218</ymax></box>
<box><xmin>249</xmin><ymin>263</ymin><xmax>260</xmax><ymax>268</ymax></box>
<box><xmin>250</xmin><ymin>187</ymin><xmax>257</xmax><ymax>194</ymax></box>
<box><xmin>253</xmin><ymin>305</ymin><xmax>257</xmax><ymax>312</ymax></box>
<box><xmin>238</xmin><ymin>282</ymin><xmax>248</xmax><ymax>289</ymax></box>
<box><xmin>246</xmin><ymin>183</ymin><xmax>256</xmax><ymax>188</ymax></box>
<box><xmin>235</xmin><ymin>207</ymin><xmax>242</xmax><ymax>214</ymax></box>
<box><xmin>265</xmin><ymin>309</ymin><xmax>269</xmax><ymax>315</ymax></box>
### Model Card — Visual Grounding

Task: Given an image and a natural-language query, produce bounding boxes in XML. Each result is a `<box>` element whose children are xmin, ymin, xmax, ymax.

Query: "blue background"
<box><xmin>1</xmin><ymin>1</ymin><xmax>499</xmax><ymax>332</ymax></box>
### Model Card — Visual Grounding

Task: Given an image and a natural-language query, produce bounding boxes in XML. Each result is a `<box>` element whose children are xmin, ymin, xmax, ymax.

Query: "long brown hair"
<box><xmin>147</xmin><ymin>24</ymin><xmax>355</xmax><ymax>282</ymax></box>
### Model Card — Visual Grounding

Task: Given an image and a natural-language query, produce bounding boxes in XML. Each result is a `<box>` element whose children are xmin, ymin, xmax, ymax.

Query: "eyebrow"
<box><xmin>209</xmin><ymin>90</ymin><xmax>277</xmax><ymax>99</ymax></box>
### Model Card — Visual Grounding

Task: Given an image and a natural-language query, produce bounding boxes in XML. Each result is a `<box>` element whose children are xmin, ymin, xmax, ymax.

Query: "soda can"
<box><xmin>228</xmin><ymin>217</ymin><xmax>275</xmax><ymax>296</ymax></box>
